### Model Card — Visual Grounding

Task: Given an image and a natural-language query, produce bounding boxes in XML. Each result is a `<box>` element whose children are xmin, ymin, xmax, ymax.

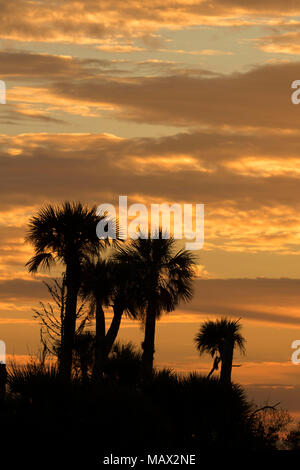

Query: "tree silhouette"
<box><xmin>115</xmin><ymin>233</ymin><xmax>195</xmax><ymax>378</ymax></box>
<box><xmin>33</xmin><ymin>278</ymin><xmax>90</xmax><ymax>363</ymax></box>
<box><xmin>80</xmin><ymin>256</ymin><xmax>138</xmax><ymax>379</ymax></box>
<box><xmin>194</xmin><ymin>317</ymin><xmax>246</xmax><ymax>384</ymax></box>
<box><xmin>80</xmin><ymin>257</ymin><xmax>113</xmax><ymax>379</ymax></box>
<box><xmin>26</xmin><ymin>201</ymin><xmax>109</xmax><ymax>380</ymax></box>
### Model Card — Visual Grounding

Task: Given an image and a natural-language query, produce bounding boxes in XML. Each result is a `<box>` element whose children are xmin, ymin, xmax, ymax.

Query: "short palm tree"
<box><xmin>26</xmin><ymin>201</ymin><xmax>109</xmax><ymax>380</ymax></box>
<box><xmin>80</xmin><ymin>256</ymin><xmax>138</xmax><ymax>379</ymax></box>
<box><xmin>115</xmin><ymin>234</ymin><xmax>195</xmax><ymax>378</ymax></box>
<box><xmin>105</xmin><ymin>259</ymin><xmax>140</xmax><ymax>356</ymax></box>
<box><xmin>194</xmin><ymin>317</ymin><xmax>246</xmax><ymax>384</ymax></box>
<box><xmin>80</xmin><ymin>257</ymin><xmax>113</xmax><ymax>379</ymax></box>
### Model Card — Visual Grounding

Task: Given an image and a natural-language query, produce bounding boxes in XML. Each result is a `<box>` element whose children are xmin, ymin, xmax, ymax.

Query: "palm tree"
<box><xmin>104</xmin><ymin>259</ymin><xmax>139</xmax><ymax>356</ymax></box>
<box><xmin>194</xmin><ymin>317</ymin><xmax>246</xmax><ymax>385</ymax></box>
<box><xmin>80</xmin><ymin>256</ymin><xmax>138</xmax><ymax>379</ymax></box>
<box><xmin>80</xmin><ymin>257</ymin><xmax>113</xmax><ymax>379</ymax></box>
<box><xmin>115</xmin><ymin>233</ymin><xmax>195</xmax><ymax>378</ymax></box>
<box><xmin>26</xmin><ymin>201</ymin><xmax>109</xmax><ymax>380</ymax></box>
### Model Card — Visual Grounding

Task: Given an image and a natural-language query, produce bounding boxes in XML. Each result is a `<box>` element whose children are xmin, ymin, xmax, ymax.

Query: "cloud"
<box><xmin>0</xmin><ymin>103</ymin><xmax>66</xmax><ymax>125</ymax></box>
<box><xmin>0</xmin><ymin>50</ymin><xmax>116</xmax><ymax>79</ymax></box>
<box><xmin>1</xmin><ymin>130</ymin><xmax>300</xmax><ymax>254</ymax></box>
<box><xmin>4</xmin><ymin>59</ymin><xmax>300</xmax><ymax>132</ymax></box>
<box><xmin>1</xmin><ymin>276</ymin><xmax>300</xmax><ymax>327</ymax></box>
<box><xmin>157</xmin><ymin>48</ymin><xmax>234</xmax><ymax>56</ymax></box>
<box><xmin>185</xmin><ymin>278</ymin><xmax>300</xmax><ymax>327</ymax></box>
<box><xmin>96</xmin><ymin>44</ymin><xmax>146</xmax><ymax>53</ymax></box>
<box><xmin>256</xmin><ymin>31</ymin><xmax>300</xmax><ymax>55</ymax></box>
<box><xmin>40</xmin><ymin>61</ymin><xmax>300</xmax><ymax>130</ymax></box>
<box><xmin>1</xmin><ymin>0</ymin><xmax>300</xmax><ymax>46</ymax></box>
<box><xmin>0</xmin><ymin>278</ymin><xmax>49</xmax><ymax>302</ymax></box>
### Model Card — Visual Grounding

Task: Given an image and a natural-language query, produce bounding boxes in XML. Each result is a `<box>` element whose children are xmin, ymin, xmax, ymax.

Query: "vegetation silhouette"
<box><xmin>73</xmin><ymin>331</ymin><xmax>95</xmax><ymax>382</ymax></box>
<box><xmin>194</xmin><ymin>317</ymin><xmax>246</xmax><ymax>384</ymax></box>
<box><xmin>0</xmin><ymin>201</ymin><xmax>297</xmax><ymax>460</ymax></box>
<box><xmin>26</xmin><ymin>201</ymin><xmax>111</xmax><ymax>380</ymax></box>
<box><xmin>285</xmin><ymin>421</ymin><xmax>300</xmax><ymax>450</ymax></box>
<box><xmin>1</xmin><ymin>345</ymin><xmax>293</xmax><ymax>461</ymax></box>
<box><xmin>114</xmin><ymin>232</ymin><xmax>195</xmax><ymax>378</ymax></box>
<box><xmin>33</xmin><ymin>277</ymin><xmax>90</xmax><ymax>361</ymax></box>
<box><xmin>80</xmin><ymin>256</ymin><xmax>138</xmax><ymax>379</ymax></box>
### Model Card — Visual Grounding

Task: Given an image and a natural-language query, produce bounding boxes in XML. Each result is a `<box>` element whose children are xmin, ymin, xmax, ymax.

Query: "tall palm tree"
<box><xmin>26</xmin><ymin>201</ymin><xmax>109</xmax><ymax>380</ymax></box>
<box><xmin>194</xmin><ymin>317</ymin><xmax>246</xmax><ymax>384</ymax></box>
<box><xmin>115</xmin><ymin>234</ymin><xmax>195</xmax><ymax>378</ymax></box>
<box><xmin>80</xmin><ymin>256</ymin><xmax>138</xmax><ymax>379</ymax></box>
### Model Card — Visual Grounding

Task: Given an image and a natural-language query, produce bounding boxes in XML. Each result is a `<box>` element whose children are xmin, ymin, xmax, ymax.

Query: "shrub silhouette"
<box><xmin>0</xmin><ymin>354</ymin><xmax>291</xmax><ymax>462</ymax></box>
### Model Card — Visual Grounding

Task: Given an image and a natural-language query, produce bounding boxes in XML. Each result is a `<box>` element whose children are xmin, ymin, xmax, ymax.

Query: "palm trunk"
<box><xmin>220</xmin><ymin>343</ymin><xmax>234</xmax><ymax>385</ymax></box>
<box><xmin>142</xmin><ymin>304</ymin><xmax>156</xmax><ymax>379</ymax></box>
<box><xmin>207</xmin><ymin>356</ymin><xmax>220</xmax><ymax>379</ymax></box>
<box><xmin>92</xmin><ymin>303</ymin><xmax>106</xmax><ymax>380</ymax></box>
<box><xmin>59</xmin><ymin>264</ymin><xmax>80</xmax><ymax>381</ymax></box>
<box><xmin>105</xmin><ymin>304</ymin><xmax>123</xmax><ymax>356</ymax></box>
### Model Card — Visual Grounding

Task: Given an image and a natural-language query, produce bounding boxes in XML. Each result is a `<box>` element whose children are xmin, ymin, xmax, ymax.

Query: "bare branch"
<box><xmin>249</xmin><ymin>402</ymin><xmax>281</xmax><ymax>419</ymax></box>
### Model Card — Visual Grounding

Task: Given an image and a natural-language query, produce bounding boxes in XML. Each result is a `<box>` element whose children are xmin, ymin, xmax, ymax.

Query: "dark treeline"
<box><xmin>0</xmin><ymin>201</ymin><xmax>299</xmax><ymax>462</ymax></box>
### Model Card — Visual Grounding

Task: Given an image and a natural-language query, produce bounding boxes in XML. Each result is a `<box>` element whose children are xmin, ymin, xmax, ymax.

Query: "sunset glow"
<box><xmin>1</xmin><ymin>1</ymin><xmax>300</xmax><ymax>429</ymax></box>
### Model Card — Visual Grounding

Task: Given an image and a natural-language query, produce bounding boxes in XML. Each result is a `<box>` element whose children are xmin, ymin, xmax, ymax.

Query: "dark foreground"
<box><xmin>0</xmin><ymin>360</ymin><xmax>298</xmax><ymax>464</ymax></box>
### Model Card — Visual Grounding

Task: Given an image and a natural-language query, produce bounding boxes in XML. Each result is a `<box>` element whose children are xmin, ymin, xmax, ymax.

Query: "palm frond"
<box><xmin>194</xmin><ymin>317</ymin><xmax>246</xmax><ymax>357</ymax></box>
<box><xmin>25</xmin><ymin>252</ymin><xmax>55</xmax><ymax>273</ymax></box>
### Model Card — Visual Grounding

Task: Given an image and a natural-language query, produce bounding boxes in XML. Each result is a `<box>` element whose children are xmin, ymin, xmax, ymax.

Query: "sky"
<box><xmin>1</xmin><ymin>0</ymin><xmax>300</xmax><ymax>417</ymax></box>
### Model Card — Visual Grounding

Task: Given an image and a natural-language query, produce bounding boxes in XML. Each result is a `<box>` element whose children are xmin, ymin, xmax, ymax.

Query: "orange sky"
<box><xmin>1</xmin><ymin>0</ymin><xmax>300</xmax><ymax>417</ymax></box>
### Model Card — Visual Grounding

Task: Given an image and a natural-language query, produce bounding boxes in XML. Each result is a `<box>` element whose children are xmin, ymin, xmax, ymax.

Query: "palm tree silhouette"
<box><xmin>80</xmin><ymin>256</ymin><xmax>139</xmax><ymax>379</ymax></box>
<box><xmin>80</xmin><ymin>257</ymin><xmax>112</xmax><ymax>379</ymax></box>
<box><xmin>115</xmin><ymin>233</ymin><xmax>195</xmax><ymax>378</ymax></box>
<box><xmin>105</xmin><ymin>259</ymin><xmax>139</xmax><ymax>356</ymax></box>
<box><xmin>26</xmin><ymin>201</ymin><xmax>109</xmax><ymax>380</ymax></box>
<box><xmin>194</xmin><ymin>317</ymin><xmax>246</xmax><ymax>384</ymax></box>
